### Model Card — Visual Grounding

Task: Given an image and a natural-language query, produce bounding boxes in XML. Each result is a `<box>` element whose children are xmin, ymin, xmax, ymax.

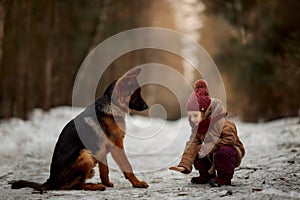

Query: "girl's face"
<box><xmin>187</xmin><ymin>111</ymin><xmax>204</xmax><ymax>126</ymax></box>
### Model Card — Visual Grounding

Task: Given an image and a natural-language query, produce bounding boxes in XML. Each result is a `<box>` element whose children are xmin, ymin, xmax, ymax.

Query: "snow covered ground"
<box><xmin>0</xmin><ymin>107</ymin><xmax>299</xmax><ymax>199</ymax></box>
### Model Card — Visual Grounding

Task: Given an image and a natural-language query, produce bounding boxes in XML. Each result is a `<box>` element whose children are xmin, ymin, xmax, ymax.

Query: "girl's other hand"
<box><xmin>169</xmin><ymin>166</ymin><xmax>185</xmax><ymax>172</ymax></box>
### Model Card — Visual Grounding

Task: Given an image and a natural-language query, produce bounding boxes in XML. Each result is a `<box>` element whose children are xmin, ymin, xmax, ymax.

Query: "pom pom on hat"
<box><xmin>187</xmin><ymin>79</ymin><xmax>211</xmax><ymax>112</ymax></box>
<box><xmin>194</xmin><ymin>79</ymin><xmax>208</xmax><ymax>91</ymax></box>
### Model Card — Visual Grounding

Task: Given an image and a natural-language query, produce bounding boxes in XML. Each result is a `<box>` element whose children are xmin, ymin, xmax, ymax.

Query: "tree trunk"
<box><xmin>0</xmin><ymin>0</ymin><xmax>5</xmax><ymax>72</ymax></box>
<box><xmin>43</xmin><ymin>1</ymin><xmax>54</xmax><ymax>111</ymax></box>
<box><xmin>15</xmin><ymin>1</ymin><xmax>32</xmax><ymax>119</ymax></box>
<box><xmin>0</xmin><ymin>0</ymin><xmax>6</xmax><ymax>118</ymax></box>
<box><xmin>88</xmin><ymin>0</ymin><xmax>111</xmax><ymax>52</ymax></box>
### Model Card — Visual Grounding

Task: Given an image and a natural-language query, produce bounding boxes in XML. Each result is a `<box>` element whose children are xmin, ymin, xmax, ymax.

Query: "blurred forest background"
<box><xmin>0</xmin><ymin>0</ymin><xmax>299</xmax><ymax>122</ymax></box>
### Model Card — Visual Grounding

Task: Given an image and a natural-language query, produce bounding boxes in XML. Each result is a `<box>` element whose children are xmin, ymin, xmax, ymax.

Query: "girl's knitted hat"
<box><xmin>186</xmin><ymin>79</ymin><xmax>211</xmax><ymax>112</ymax></box>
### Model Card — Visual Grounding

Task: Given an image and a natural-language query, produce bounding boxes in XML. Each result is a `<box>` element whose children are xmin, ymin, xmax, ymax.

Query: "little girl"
<box><xmin>169</xmin><ymin>79</ymin><xmax>245</xmax><ymax>187</ymax></box>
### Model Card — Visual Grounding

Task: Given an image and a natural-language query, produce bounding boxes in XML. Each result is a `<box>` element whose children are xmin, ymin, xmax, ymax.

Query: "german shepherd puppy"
<box><xmin>10</xmin><ymin>68</ymin><xmax>149</xmax><ymax>191</ymax></box>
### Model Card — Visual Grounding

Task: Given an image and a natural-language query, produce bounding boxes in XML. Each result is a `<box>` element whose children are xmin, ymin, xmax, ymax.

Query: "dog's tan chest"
<box><xmin>101</xmin><ymin>116</ymin><xmax>126</xmax><ymax>141</ymax></box>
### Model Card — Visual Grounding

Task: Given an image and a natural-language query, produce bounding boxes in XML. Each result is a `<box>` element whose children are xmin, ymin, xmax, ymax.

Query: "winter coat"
<box><xmin>178</xmin><ymin>98</ymin><xmax>245</xmax><ymax>174</ymax></box>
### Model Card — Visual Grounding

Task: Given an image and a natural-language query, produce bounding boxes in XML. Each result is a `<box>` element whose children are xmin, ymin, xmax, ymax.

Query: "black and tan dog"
<box><xmin>10</xmin><ymin>68</ymin><xmax>149</xmax><ymax>191</ymax></box>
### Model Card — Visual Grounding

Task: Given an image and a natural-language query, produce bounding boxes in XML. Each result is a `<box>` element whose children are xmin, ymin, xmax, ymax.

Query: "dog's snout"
<box><xmin>142</xmin><ymin>104</ymin><xmax>148</xmax><ymax>110</ymax></box>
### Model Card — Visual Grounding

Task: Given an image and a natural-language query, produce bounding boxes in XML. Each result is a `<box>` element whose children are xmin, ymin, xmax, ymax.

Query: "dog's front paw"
<box><xmin>103</xmin><ymin>181</ymin><xmax>114</xmax><ymax>187</ymax></box>
<box><xmin>133</xmin><ymin>181</ymin><xmax>149</xmax><ymax>188</ymax></box>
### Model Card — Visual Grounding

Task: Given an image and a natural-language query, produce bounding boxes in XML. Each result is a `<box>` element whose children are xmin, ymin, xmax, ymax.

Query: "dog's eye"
<box><xmin>126</xmin><ymin>90</ymin><xmax>132</xmax><ymax>97</ymax></box>
<box><xmin>127</xmin><ymin>83</ymin><xmax>134</xmax><ymax>90</ymax></box>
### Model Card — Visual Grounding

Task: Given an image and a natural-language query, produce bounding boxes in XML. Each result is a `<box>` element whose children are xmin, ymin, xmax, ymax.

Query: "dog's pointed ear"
<box><xmin>124</xmin><ymin>68</ymin><xmax>141</xmax><ymax>78</ymax></box>
<box><xmin>115</xmin><ymin>68</ymin><xmax>141</xmax><ymax>87</ymax></box>
<box><xmin>119</xmin><ymin>68</ymin><xmax>141</xmax><ymax>82</ymax></box>
<box><xmin>112</xmin><ymin>68</ymin><xmax>141</xmax><ymax>112</ymax></box>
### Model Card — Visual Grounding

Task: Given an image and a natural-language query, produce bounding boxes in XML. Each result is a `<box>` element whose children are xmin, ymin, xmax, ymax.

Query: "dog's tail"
<box><xmin>10</xmin><ymin>180</ymin><xmax>49</xmax><ymax>191</ymax></box>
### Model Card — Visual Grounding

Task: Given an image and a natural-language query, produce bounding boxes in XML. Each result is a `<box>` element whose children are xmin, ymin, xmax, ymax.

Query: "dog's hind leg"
<box><xmin>75</xmin><ymin>150</ymin><xmax>106</xmax><ymax>191</ymax></box>
<box><xmin>78</xmin><ymin>183</ymin><xmax>106</xmax><ymax>191</ymax></box>
<box><xmin>57</xmin><ymin>149</ymin><xmax>104</xmax><ymax>190</ymax></box>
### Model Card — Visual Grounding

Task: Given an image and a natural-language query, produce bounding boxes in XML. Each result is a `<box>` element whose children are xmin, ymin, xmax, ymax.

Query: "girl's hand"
<box><xmin>169</xmin><ymin>166</ymin><xmax>185</xmax><ymax>172</ymax></box>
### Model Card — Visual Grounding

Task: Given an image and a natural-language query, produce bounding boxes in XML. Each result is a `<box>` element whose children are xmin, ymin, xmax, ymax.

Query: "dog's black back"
<box><xmin>11</xmin><ymin>68</ymin><xmax>149</xmax><ymax>191</ymax></box>
<box><xmin>47</xmin><ymin>79</ymin><xmax>147</xmax><ymax>186</ymax></box>
<box><xmin>48</xmin><ymin>82</ymin><xmax>115</xmax><ymax>185</ymax></box>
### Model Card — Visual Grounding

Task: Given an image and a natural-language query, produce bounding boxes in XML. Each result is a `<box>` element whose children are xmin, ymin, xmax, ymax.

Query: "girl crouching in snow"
<box><xmin>169</xmin><ymin>79</ymin><xmax>245</xmax><ymax>187</ymax></box>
